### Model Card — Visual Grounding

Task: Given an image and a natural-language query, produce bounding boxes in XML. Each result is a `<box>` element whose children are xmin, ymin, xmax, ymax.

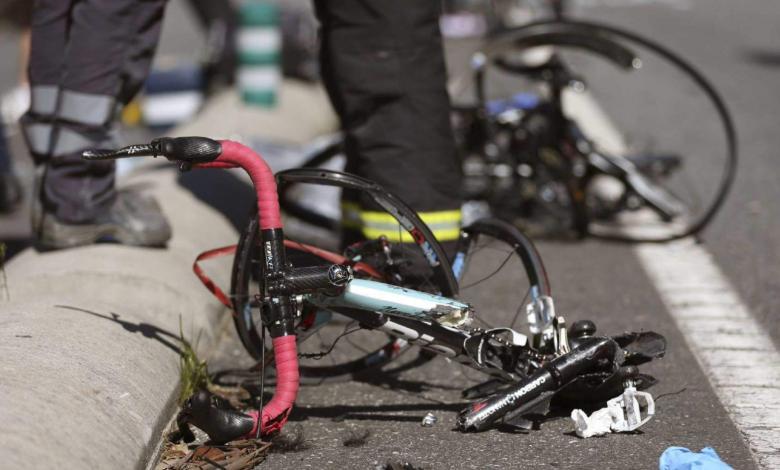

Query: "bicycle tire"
<box><xmin>473</xmin><ymin>20</ymin><xmax>737</xmax><ymax>242</ymax></box>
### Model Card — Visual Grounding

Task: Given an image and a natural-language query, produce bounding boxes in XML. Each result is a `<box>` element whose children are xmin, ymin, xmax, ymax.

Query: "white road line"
<box><xmin>578</xmin><ymin>0</ymin><xmax>693</xmax><ymax>11</ymax></box>
<box><xmin>565</xmin><ymin>90</ymin><xmax>780</xmax><ymax>468</ymax></box>
<box><xmin>637</xmin><ymin>240</ymin><xmax>780</xmax><ymax>469</ymax></box>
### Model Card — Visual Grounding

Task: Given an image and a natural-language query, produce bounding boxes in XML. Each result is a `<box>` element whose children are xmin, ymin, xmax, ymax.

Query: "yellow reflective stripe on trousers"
<box><xmin>361</xmin><ymin>226</ymin><xmax>461</xmax><ymax>243</ymax></box>
<box><xmin>344</xmin><ymin>207</ymin><xmax>462</xmax><ymax>242</ymax></box>
<box><xmin>341</xmin><ymin>202</ymin><xmax>362</xmax><ymax>230</ymax></box>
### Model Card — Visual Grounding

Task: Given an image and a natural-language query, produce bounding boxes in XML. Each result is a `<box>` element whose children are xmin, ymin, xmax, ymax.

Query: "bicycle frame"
<box><xmin>304</xmin><ymin>275</ymin><xmax>555</xmax><ymax>382</ymax></box>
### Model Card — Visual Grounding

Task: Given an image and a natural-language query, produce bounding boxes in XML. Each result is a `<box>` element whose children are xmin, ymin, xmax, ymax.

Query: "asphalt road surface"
<box><xmin>217</xmin><ymin>2</ymin><xmax>775</xmax><ymax>468</ymax></box>
<box><xmin>2</xmin><ymin>0</ymin><xmax>778</xmax><ymax>468</ymax></box>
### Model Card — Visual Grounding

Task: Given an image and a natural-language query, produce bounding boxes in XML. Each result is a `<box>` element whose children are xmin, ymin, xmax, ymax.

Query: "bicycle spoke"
<box><xmin>510</xmin><ymin>288</ymin><xmax>531</xmax><ymax>330</ymax></box>
<box><xmin>460</xmin><ymin>250</ymin><xmax>514</xmax><ymax>290</ymax></box>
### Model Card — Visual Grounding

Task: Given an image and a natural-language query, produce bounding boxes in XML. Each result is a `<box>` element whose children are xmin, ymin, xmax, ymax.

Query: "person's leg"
<box><xmin>314</xmin><ymin>0</ymin><xmax>463</xmax><ymax>255</ymax></box>
<box><xmin>22</xmin><ymin>0</ymin><xmax>171</xmax><ymax>247</ymax></box>
<box><xmin>22</xmin><ymin>0</ymin><xmax>71</xmax><ymax>163</ymax></box>
<box><xmin>0</xmin><ymin>120</ymin><xmax>22</xmax><ymax>213</ymax></box>
<box><xmin>118</xmin><ymin>0</ymin><xmax>169</xmax><ymax>105</ymax></box>
<box><xmin>42</xmin><ymin>0</ymin><xmax>147</xmax><ymax>223</ymax></box>
<box><xmin>183</xmin><ymin>0</ymin><xmax>237</xmax><ymax>85</ymax></box>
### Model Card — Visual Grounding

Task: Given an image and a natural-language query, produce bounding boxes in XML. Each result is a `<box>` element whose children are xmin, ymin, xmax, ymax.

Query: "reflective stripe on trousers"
<box><xmin>342</xmin><ymin>202</ymin><xmax>461</xmax><ymax>242</ymax></box>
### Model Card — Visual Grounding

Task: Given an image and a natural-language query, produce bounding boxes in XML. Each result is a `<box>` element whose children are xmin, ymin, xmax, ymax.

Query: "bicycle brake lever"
<box><xmin>82</xmin><ymin>144</ymin><xmax>158</xmax><ymax>160</ymax></box>
<box><xmin>82</xmin><ymin>137</ymin><xmax>222</xmax><ymax>163</ymax></box>
<box><xmin>152</xmin><ymin>137</ymin><xmax>222</xmax><ymax>163</ymax></box>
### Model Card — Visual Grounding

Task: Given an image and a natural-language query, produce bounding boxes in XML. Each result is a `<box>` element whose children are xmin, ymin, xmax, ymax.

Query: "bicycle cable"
<box><xmin>256</xmin><ymin>323</ymin><xmax>265</xmax><ymax>439</ymax></box>
<box><xmin>298</xmin><ymin>322</ymin><xmax>364</xmax><ymax>360</ymax></box>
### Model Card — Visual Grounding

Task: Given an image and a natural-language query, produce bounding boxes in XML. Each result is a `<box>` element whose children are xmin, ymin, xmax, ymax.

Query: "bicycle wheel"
<box><xmin>230</xmin><ymin>169</ymin><xmax>459</xmax><ymax>384</ymax></box>
<box><xmin>470</xmin><ymin>20</ymin><xmax>736</xmax><ymax>242</ymax></box>
<box><xmin>452</xmin><ymin>217</ymin><xmax>554</xmax><ymax>349</ymax></box>
<box><xmin>278</xmin><ymin>139</ymin><xmax>344</xmax><ymax>233</ymax></box>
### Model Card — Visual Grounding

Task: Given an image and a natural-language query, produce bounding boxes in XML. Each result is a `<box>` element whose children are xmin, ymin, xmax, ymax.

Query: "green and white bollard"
<box><xmin>237</xmin><ymin>1</ymin><xmax>281</xmax><ymax>107</ymax></box>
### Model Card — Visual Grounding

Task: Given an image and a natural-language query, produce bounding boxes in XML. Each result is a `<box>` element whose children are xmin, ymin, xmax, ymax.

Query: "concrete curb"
<box><xmin>0</xmin><ymin>167</ymin><xmax>237</xmax><ymax>469</ymax></box>
<box><xmin>0</xmin><ymin>79</ymin><xmax>337</xmax><ymax>469</ymax></box>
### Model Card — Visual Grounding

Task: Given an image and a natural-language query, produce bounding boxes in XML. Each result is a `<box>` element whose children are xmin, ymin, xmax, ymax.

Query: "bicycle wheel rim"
<box><xmin>230</xmin><ymin>170</ymin><xmax>458</xmax><ymax>381</ymax></box>
<box><xmin>453</xmin><ymin>217</ymin><xmax>552</xmax><ymax>338</ymax></box>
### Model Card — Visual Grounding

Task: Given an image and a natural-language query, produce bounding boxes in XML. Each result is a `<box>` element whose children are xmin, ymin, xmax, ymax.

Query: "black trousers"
<box><xmin>185</xmin><ymin>0</ymin><xmax>237</xmax><ymax>85</ymax></box>
<box><xmin>314</xmin><ymin>0</ymin><xmax>463</xmax><ymax>243</ymax></box>
<box><xmin>22</xmin><ymin>0</ymin><xmax>167</xmax><ymax>223</ymax></box>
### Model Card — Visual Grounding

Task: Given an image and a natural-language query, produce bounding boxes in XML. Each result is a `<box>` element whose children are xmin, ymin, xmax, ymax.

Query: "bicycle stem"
<box><xmin>258</xmin><ymin>228</ymin><xmax>297</xmax><ymax>337</ymax></box>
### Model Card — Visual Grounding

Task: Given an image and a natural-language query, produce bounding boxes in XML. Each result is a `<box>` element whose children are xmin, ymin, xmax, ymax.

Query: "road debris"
<box><xmin>421</xmin><ymin>412</ymin><xmax>437</xmax><ymax>427</ymax></box>
<box><xmin>380</xmin><ymin>461</ymin><xmax>426</xmax><ymax>470</ymax></box>
<box><xmin>571</xmin><ymin>385</ymin><xmax>656</xmax><ymax>438</ymax></box>
<box><xmin>156</xmin><ymin>439</ymin><xmax>271</xmax><ymax>470</ymax></box>
<box><xmin>269</xmin><ymin>424</ymin><xmax>309</xmax><ymax>453</ymax></box>
<box><xmin>342</xmin><ymin>428</ymin><xmax>371</xmax><ymax>447</ymax></box>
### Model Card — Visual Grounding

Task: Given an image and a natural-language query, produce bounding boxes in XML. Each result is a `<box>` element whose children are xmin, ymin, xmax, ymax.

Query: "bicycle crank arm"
<box><xmin>456</xmin><ymin>336</ymin><xmax>620</xmax><ymax>432</ymax></box>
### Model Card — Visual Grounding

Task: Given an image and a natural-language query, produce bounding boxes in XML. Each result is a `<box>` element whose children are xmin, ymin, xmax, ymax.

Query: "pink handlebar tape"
<box><xmin>245</xmin><ymin>335</ymin><xmax>300</xmax><ymax>436</ymax></box>
<box><xmin>194</xmin><ymin>140</ymin><xmax>297</xmax><ymax>434</ymax></box>
<box><xmin>194</xmin><ymin>140</ymin><xmax>282</xmax><ymax>230</ymax></box>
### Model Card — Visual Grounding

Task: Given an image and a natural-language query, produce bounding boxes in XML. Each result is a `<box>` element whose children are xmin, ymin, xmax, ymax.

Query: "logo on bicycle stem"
<box><xmin>264</xmin><ymin>241</ymin><xmax>274</xmax><ymax>270</ymax></box>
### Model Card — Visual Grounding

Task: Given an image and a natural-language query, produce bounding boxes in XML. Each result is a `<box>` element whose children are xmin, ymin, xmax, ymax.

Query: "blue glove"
<box><xmin>659</xmin><ymin>446</ymin><xmax>733</xmax><ymax>470</ymax></box>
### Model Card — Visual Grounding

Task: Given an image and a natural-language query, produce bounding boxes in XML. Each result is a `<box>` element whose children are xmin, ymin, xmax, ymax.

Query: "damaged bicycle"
<box><xmin>83</xmin><ymin>136</ymin><xmax>666</xmax><ymax>444</ymax></box>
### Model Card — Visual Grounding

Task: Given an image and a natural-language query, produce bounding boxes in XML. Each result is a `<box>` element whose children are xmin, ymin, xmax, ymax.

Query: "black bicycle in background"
<box><xmin>282</xmin><ymin>4</ymin><xmax>736</xmax><ymax>243</ymax></box>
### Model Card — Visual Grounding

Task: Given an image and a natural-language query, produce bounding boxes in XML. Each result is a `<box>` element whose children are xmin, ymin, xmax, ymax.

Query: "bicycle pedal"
<box><xmin>571</xmin><ymin>384</ymin><xmax>655</xmax><ymax>438</ymax></box>
<box><xmin>607</xmin><ymin>385</ymin><xmax>655</xmax><ymax>432</ymax></box>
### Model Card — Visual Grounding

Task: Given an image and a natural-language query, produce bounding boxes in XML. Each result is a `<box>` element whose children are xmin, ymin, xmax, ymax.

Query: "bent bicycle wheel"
<box><xmin>230</xmin><ymin>169</ymin><xmax>459</xmax><ymax>384</ymax></box>
<box><xmin>471</xmin><ymin>20</ymin><xmax>737</xmax><ymax>242</ymax></box>
<box><xmin>453</xmin><ymin>217</ymin><xmax>553</xmax><ymax>351</ymax></box>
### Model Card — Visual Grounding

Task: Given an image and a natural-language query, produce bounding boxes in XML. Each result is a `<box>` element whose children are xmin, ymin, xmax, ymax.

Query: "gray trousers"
<box><xmin>22</xmin><ymin>0</ymin><xmax>167</xmax><ymax>223</ymax></box>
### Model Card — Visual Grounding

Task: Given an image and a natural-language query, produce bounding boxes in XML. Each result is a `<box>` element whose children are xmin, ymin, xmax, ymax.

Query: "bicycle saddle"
<box><xmin>176</xmin><ymin>389</ymin><xmax>255</xmax><ymax>444</ymax></box>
